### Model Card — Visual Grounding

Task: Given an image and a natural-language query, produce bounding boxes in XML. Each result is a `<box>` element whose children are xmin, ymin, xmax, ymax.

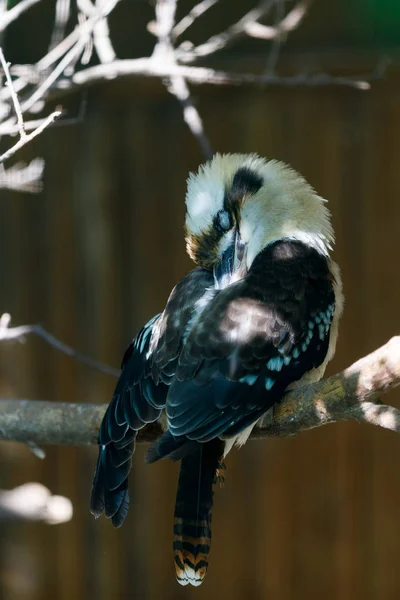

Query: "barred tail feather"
<box><xmin>173</xmin><ymin>439</ymin><xmax>224</xmax><ymax>587</ymax></box>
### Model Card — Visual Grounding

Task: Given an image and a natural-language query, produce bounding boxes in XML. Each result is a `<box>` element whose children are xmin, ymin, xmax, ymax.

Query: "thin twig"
<box><xmin>0</xmin><ymin>47</ymin><xmax>25</xmax><ymax>137</ymax></box>
<box><xmin>77</xmin><ymin>0</ymin><xmax>118</xmax><ymax>64</ymax></box>
<box><xmin>166</xmin><ymin>75</ymin><xmax>213</xmax><ymax>159</ymax></box>
<box><xmin>244</xmin><ymin>0</ymin><xmax>311</xmax><ymax>39</ymax></box>
<box><xmin>0</xmin><ymin>313</ymin><xmax>121</xmax><ymax>378</ymax></box>
<box><xmin>176</xmin><ymin>0</ymin><xmax>276</xmax><ymax>63</ymax></box>
<box><xmin>0</xmin><ymin>48</ymin><xmax>62</xmax><ymax>163</ymax></box>
<box><xmin>172</xmin><ymin>0</ymin><xmax>218</xmax><ymax>39</ymax></box>
<box><xmin>0</xmin><ymin>0</ymin><xmax>118</xmax><ymax>114</ymax></box>
<box><xmin>20</xmin><ymin>41</ymin><xmax>86</xmax><ymax>113</ymax></box>
<box><xmin>0</xmin><ymin>115</ymin><xmax>64</xmax><ymax>136</ymax></box>
<box><xmin>2</xmin><ymin>337</ymin><xmax>400</xmax><ymax>445</ymax></box>
<box><xmin>153</xmin><ymin>0</ymin><xmax>213</xmax><ymax>159</ymax></box>
<box><xmin>49</xmin><ymin>0</ymin><xmax>71</xmax><ymax>51</ymax></box>
<box><xmin>265</xmin><ymin>0</ymin><xmax>285</xmax><ymax>74</ymax></box>
<box><xmin>0</xmin><ymin>0</ymin><xmax>42</xmax><ymax>33</ymax></box>
<box><xmin>0</xmin><ymin>109</ymin><xmax>61</xmax><ymax>163</ymax></box>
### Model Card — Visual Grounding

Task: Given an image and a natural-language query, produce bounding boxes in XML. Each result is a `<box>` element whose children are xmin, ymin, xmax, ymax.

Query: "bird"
<box><xmin>90</xmin><ymin>153</ymin><xmax>343</xmax><ymax>587</ymax></box>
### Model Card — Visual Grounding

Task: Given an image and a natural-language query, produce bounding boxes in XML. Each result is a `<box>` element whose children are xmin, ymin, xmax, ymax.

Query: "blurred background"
<box><xmin>1</xmin><ymin>0</ymin><xmax>400</xmax><ymax>598</ymax></box>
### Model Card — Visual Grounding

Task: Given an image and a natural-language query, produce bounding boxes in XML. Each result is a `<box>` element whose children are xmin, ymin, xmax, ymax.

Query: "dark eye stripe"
<box><xmin>231</xmin><ymin>167</ymin><xmax>263</xmax><ymax>199</ymax></box>
<box><xmin>214</xmin><ymin>209</ymin><xmax>232</xmax><ymax>233</ymax></box>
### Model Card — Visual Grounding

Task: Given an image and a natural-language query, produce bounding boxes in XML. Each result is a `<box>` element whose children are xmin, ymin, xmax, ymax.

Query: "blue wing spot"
<box><xmin>318</xmin><ymin>324</ymin><xmax>325</xmax><ymax>340</ymax></box>
<box><xmin>267</xmin><ymin>356</ymin><xmax>284</xmax><ymax>372</ymax></box>
<box><xmin>265</xmin><ymin>377</ymin><xmax>275</xmax><ymax>391</ymax></box>
<box><xmin>283</xmin><ymin>355</ymin><xmax>291</xmax><ymax>366</ymax></box>
<box><xmin>292</xmin><ymin>347</ymin><xmax>300</xmax><ymax>359</ymax></box>
<box><xmin>320</xmin><ymin>311</ymin><xmax>330</xmax><ymax>325</ymax></box>
<box><xmin>239</xmin><ymin>374</ymin><xmax>258</xmax><ymax>386</ymax></box>
<box><xmin>315</xmin><ymin>315</ymin><xmax>321</xmax><ymax>324</ymax></box>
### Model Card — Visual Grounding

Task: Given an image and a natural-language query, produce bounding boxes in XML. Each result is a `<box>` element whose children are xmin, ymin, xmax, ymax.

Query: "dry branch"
<box><xmin>152</xmin><ymin>0</ymin><xmax>213</xmax><ymax>159</ymax></box>
<box><xmin>71</xmin><ymin>60</ymin><xmax>374</xmax><ymax>90</ymax></box>
<box><xmin>1</xmin><ymin>337</ymin><xmax>400</xmax><ymax>447</ymax></box>
<box><xmin>0</xmin><ymin>48</ymin><xmax>61</xmax><ymax>163</ymax></box>
<box><xmin>0</xmin><ymin>0</ymin><xmax>385</xmax><ymax>170</ymax></box>
<box><xmin>0</xmin><ymin>313</ymin><xmax>120</xmax><ymax>378</ymax></box>
<box><xmin>172</xmin><ymin>0</ymin><xmax>218</xmax><ymax>39</ymax></box>
<box><xmin>175</xmin><ymin>0</ymin><xmax>309</xmax><ymax>63</ymax></box>
<box><xmin>0</xmin><ymin>0</ymin><xmax>42</xmax><ymax>33</ymax></box>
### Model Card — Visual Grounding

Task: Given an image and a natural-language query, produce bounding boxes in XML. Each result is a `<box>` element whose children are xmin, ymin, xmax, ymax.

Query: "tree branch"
<box><xmin>0</xmin><ymin>0</ymin><xmax>42</xmax><ymax>33</ymax></box>
<box><xmin>71</xmin><ymin>59</ymin><xmax>375</xmax><ymax>90</ymax></box>
<box><xmin>152</xmin><ymin>0</ymin><xmax>213</xmax><ymax>159</ymax></box>
<box><xmin>175</xmin><ymin>0</ymin><xmax>276</xmax><ymax>62</ymax></box>
<box><xmin>0</xmin><ymin>48</ymin><xmax>61</xmax><ymax>163</ymax></box>
<box><xmin>0</xmin><ymin>0</ymin><xmax>385</xmax><ymax>170</ymax></box>
<box><xmin>1</xmin><ymin>337</ymin><xmax>400</xmax><ymax>447</ymax></box>
<box><xmin>0</xmin><ymin>313</ymin><xmax>121</xmax><ymax>378</ymax></box>
<box><xmin>172</xmin><ymin>0</ymin><xmax>219</xmax><ymax>40</ymax></box>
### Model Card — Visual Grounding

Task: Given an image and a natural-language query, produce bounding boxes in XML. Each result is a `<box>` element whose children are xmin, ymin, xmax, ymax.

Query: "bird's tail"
<box><xmin>173</xmin><ymin>438</ymin><xmax>225</xmax><ymax>587</ymax></box>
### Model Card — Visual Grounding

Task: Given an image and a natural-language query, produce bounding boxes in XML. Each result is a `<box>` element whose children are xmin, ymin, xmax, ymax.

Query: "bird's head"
<box><xmin>185</xmin><ymin>153</ymin><xmax>334</xmax><ymax>288</ymax></box>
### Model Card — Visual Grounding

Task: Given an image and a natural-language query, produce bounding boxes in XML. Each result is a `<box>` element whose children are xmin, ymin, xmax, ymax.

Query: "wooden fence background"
<box><xmin>1</xmin><ymin>1</ymin><xmax>400</xmax><ymax>599</ymax></box>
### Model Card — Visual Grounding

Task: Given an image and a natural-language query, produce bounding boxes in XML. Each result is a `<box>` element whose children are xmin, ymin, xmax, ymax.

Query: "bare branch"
<box><xmin>0</xmin><ymin>0</ymin><xmax>42</xmax><ymax>33</ymax></box>
<box><xmin>49</xmin><ymin>0</ymin><xmax>71</xmax><ymax>50</ymax></box>
<box><xmin>77</xmin><ymin>0</ymin><xmax>118</xmax><ymax>64</ymax></box>
<box><xmin>19</xmin><ymin>44</ymin><xmax>85</xmax><ymax>114</ymax></box>
<box><xmin>265</xmin><ymin>0</ymin><xmax>285</xmax><ymax>74</ymax></box>
<box><xmin>165</xmin><ymin>75</ymin><xmax>213</xmax><ymax>159</ymax></box>
<box><xmin>0</xmin><ymin>0</ymin><xmax>118</xmax><ymax>116</ymax></box>
<box><xmin>0</xmin><ymin>313</ymin><xmax>121</xmax><ymax>378</ymax></box>
<box><xmin>1</xmin><ymin>337</ymin><xmax>400</xmax><ymax>446</ymax></box>
<box><xmin>0</xmin><ymin>109</ymin><xmax>61</xmax><ymax>163</ymax></box>
<box><xmin>0</xmin><ymin>48</ymin><xmax>62</xmax><ymax>163</ymax></box>
<box><xmin>0</xmin><ymin>47</ymin><xmax>25</xmax><ymax>137</ymax></box>
<box><xmin>153</xmin><ymin>0</ymin><xmax>213</xmax><ymax>159</ymax></box>
<box><xmin>0</xmin><ymin>483</ymin><xmax>73</xmax><ymax>524</ymax></box>
<box><xmin>176</xmin><ymin>0</ymin><xmax>276</xmax><ymax>63</ymax></box>
<box><xmin>172</xmin><ymin>0</ymin><xmax>218</xmax><ymax>39</ymax></box>
<box><xmin>0</xmin><ymin>115</ymin><xmax>62</xmax><ymax>136</ymax></box>
<box><xmin>244</xmin><ymin>0</ymin><xmax>311</xmax><ymax>40</ymax></box>
<box><xmin>71</xmin><ymin>59</ymin><xmax>375</xmax><ymax>91</ymax></box>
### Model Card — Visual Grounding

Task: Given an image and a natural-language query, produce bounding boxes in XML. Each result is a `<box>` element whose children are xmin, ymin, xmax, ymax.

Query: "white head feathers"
<box><xmin>185</xmin><ymin>153</ymin><xmax>334</xmax><ymax>268</ymax></box>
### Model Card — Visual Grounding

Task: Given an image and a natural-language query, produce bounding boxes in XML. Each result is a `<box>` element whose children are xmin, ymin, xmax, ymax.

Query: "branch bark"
<box><xmin>1</xmin><ymin>337</ymin><xmax>400</xmax><ymax>447</ymax></box>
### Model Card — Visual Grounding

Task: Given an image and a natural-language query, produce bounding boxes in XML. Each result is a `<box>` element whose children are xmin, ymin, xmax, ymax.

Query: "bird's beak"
<box><xmin>213</xmin><ymin>229</ymin><xmax>247</xmax><ymax>290</ymax></box>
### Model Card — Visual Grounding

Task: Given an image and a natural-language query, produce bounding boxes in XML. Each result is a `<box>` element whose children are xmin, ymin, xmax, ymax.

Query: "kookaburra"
<box><xmin>91</xmin><ymin>153</ymin><xmax>343</xmax><ymax>586</ymax></box>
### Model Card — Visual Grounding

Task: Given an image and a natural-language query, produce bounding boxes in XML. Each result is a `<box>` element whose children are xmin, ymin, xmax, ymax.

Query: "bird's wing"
<box><xmin>149</xmin><ymin>267</ymin><xmax>215</xmax><ymax>384</ymax></box>
<box><xmin>98</xmin><ymin>266</ymin><xmax>215</xmax><ymax>447</ymax></box>
<box><xmin>166</xmin><ymin>240</ymin><xmax>336</xmax><ymax>442</ymax></box>
<box><xmin>91</xmin><ymin>267</ymin><xmax>214</xmax><ymax>525</ymax></box>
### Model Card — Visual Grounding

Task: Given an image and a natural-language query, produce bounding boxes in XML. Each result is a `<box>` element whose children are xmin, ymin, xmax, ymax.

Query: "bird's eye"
<box><xmin>214</xmin><ymin>209</ymin><xmax>232</xmax><ymax>233</ymax></box>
